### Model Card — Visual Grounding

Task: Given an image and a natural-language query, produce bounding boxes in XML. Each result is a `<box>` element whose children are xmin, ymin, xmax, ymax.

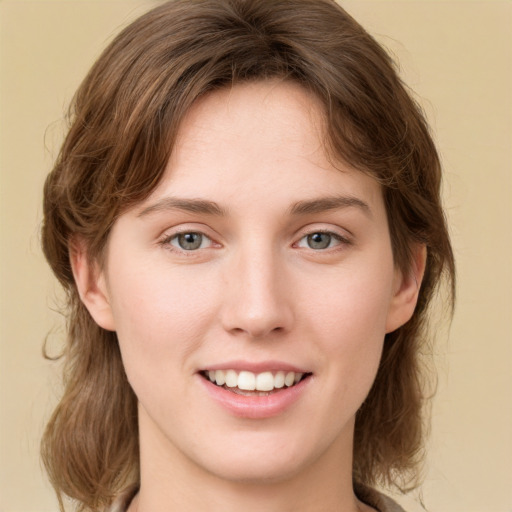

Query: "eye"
<box><xmin>168</xmin><ymin>232</ymin><xmax>211</xmax><ymax>251</ymax></box>
<box><xmin>296</xmin><ymin>231</ymin><xmax>345</xmax><ymax>250</ymax></box>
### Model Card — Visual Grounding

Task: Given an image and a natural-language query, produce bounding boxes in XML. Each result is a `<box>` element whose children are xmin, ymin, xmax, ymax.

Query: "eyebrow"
<box><xmin>137</xmin><ymin>197</ymin><xmax>227</xmax><ymax>217</ymax></box>
<box><xmin>137</xmin><ymin>194</ymin><xmax>371</xmax><ymax>218</ymax></box>
<box><xmin>289</xmin><ymin>195</ymin><xmax>372</xmax><ymax>217</ymax></box>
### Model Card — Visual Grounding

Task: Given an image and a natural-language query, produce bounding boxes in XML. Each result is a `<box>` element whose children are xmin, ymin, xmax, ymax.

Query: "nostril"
<box><xmin>229</xmin><ymin>324</ymin><xmax>286</xmax><ymax>339</ymax></box>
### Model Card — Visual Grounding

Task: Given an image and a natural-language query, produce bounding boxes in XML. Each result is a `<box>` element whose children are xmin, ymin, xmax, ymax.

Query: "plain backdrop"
<box><xmin>0</xmin><ymin>1</ymin><xmax>511</xmax><ymax>511</ymax></box>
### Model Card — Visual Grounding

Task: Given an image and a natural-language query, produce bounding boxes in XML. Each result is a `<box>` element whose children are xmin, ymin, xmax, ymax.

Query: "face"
<box><xmin>78</xmin><ymin>81</ymin><xmax>418</xmax><ymax>485</ymax></box>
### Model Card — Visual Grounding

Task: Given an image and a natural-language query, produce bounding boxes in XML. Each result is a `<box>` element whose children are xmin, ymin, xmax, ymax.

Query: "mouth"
<box><xmin>200</xmin><ymin>369</ymin><xmax>312</xmax><ymax>396</ymax></box>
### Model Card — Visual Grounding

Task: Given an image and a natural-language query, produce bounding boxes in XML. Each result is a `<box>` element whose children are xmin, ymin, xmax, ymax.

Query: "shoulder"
<box><xmin>355</xmin><ymin>483</ymin><xmax>407</xmax><ymax>512</ymax></box>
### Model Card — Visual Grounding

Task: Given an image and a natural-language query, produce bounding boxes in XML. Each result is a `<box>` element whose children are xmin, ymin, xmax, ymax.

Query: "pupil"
<box><xmin>179</xmin><ymin>232</ymin><xmax>202</xmax><ymax>250</ymax></box>
<box><xmin>308</xmin><ymin>233</ymin><xmax>331</xmax><ymax>249</ymax></box>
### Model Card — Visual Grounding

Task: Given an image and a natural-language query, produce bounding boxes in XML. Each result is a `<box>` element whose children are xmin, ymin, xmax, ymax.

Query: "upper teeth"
<box><xmin>206</xmin><ymin>370</ymin><xmax>304</xmax><ymax>391</ymax></box>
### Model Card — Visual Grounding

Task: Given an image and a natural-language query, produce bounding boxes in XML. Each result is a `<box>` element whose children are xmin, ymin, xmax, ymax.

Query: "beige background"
<box><xmin>0</xmin><ymin>1</ymin><xmax>510</xmax><ymax>511</ymax></box>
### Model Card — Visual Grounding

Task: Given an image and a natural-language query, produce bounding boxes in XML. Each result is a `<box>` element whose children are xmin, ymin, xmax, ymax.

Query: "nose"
<box><xmin>220</xmin><ymin>245</ymin><xmax>294</xmax><ymax>339</ymax></box>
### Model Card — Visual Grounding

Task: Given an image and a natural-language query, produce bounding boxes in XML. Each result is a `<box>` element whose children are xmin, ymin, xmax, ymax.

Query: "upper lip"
<box><xmin>199</xmin><ymin>360</ymin><xmax>310</xmax><ymax>374</ymax></box>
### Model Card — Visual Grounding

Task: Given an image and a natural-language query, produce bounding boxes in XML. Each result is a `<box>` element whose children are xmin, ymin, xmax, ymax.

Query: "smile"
<box><xmin>201</xmin><ymin>369</ymin><xmax>309</xmax><ymax>395</ymax></box>
<box><xmin>198</xmin><ymin>363</ymin><xmax>313</xmax><ymax>418</ymax></box>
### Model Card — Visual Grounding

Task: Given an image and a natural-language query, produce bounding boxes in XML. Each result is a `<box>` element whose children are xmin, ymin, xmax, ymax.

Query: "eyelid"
<box><xmin>171</xmin><ymin>232</ymin><xmax>212</xmax><ymax>250</ymax></box>
<box><xmin>295</xmin><ymin>232</ymin><xmax>349</xmax><ymax>250</ymax></box>
<box><xmin>157</xmin><ymin>224</ymin><xmax>222</xmax><ymax>252</ymax></box>
<box><xmin>156</xmin><ymin>223</ymin><xmax>352</xmax><ymax>254</ymax></box>
<box><xmin>293</xmin><ymin>225</ymin><xmax>353</xmax><ymax>246</ymax></box>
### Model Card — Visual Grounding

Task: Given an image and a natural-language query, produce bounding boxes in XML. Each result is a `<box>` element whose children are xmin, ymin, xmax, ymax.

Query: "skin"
<box><xmin>73</xmin><ymin>81</ymin><xmax>424</xmax><ymax>512</ymax></box>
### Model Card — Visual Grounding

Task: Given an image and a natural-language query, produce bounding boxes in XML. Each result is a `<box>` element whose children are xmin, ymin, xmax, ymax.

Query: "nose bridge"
<box><xmin>221</xmin><ymin>239</ymin><xmax>292</xmax><ymax>338</ymax></box>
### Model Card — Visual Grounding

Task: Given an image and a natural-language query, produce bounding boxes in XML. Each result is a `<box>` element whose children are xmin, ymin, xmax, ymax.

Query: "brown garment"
<box><xmin>107</xmin><ymin>485</ymin><xmax>138</xmax><ymax>512</ymax></box>
<box><xmin>107</xmin><ymin>484</ymin><xmax>406</xmax><ymax>512</ymax></box>
<box><xmin>355</xmin><ymin>484</ymin><xmax>407</xmax><ymax>512</ymax></box>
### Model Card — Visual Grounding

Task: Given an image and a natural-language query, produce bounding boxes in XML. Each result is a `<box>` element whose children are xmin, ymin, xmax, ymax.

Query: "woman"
<box><xmin>41</xmin><ymin>1</ymin><xmax>455</xmax><ymax>511</ymax></box>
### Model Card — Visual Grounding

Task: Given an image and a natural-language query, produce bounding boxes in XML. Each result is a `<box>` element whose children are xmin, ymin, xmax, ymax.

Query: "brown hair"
<box><xmin>41</xmin><ymin>0</ymin><xmax>455</xmax><ymax>509</ymax></box>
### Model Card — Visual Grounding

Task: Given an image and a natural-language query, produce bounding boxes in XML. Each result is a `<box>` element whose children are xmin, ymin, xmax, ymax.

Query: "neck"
<box><xmin>131</xmin><ymin>467</ymin><xmax>367</xmax><ymax>512</ymax></box>
<box><xmin>130</xmin><ymin>414</ymin><xmax>371</xmax><ymax>512</ymax></box>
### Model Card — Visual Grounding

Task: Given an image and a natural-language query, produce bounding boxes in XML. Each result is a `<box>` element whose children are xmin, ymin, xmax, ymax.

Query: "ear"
<box><xmin>386</xmin><ymin>244</ymin><xmax>427</xmax><ymax>334</ymax></box>
<box><xmin>70</xmin><ymin>238</ymin><xmax>116</xmax><ymax>331</ymax></box>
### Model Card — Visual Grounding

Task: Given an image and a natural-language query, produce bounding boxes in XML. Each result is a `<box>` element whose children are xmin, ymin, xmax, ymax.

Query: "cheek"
<box><xmin>302</xmin><ymin>258</ymin><xmax>395</xmax><ymax>388</ymax></box>
<box><xmin>106</xmin><ymin>263</ymin><xmax>219</xmax><ymax>373</ymax></box>
<box><xmin>305</xmin><ymin>259</ymin><xmax>395</xmax><ymax>339</ymax></box>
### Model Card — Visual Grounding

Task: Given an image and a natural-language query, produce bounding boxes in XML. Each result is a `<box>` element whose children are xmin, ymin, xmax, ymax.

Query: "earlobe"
<box><xmin>70</xmin><ymin>239</ymin><xmax>116</xmax><ymax>331</ymax></box>
<box><xmin>385</xmin><ymin>244</ymin><xmax>427</xmax><ymax>333</ymax></box>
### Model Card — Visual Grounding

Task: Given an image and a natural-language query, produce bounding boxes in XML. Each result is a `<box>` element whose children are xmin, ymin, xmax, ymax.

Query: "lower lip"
<box><xmin>199</xmin><ymin>375</ymin><xmax>311</xmax><ymax>419</ymax></box>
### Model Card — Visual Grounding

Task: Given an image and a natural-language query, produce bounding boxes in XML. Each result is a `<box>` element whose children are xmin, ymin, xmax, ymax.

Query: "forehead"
<box><xmin>137</xmin><ymin>80</ymin><xmax>384</xmax><ymax>217</ymax></box>
<box><xmin>174</xmin><ymin>81</ymin><xmax>326</xmax><ymax>165</ymax></box>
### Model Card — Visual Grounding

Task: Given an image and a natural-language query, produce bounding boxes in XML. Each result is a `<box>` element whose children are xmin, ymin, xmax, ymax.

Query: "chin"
<box><xmin>190</xmin><ymin>432</ymin><xmax>324</xmax><ymax>485</ymax></box>
<box><xmin>203</xmin><ymin>456</ymin><xmax>307</xmax><ymax>485</ymax></box>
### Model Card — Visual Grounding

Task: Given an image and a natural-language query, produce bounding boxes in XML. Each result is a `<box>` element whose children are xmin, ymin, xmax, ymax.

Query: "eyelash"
<box><xmin>158</xmin><ymin>230</ymin><xmax>216</xmax><ymax>253</ymax></box>
<box><xmin>158</xmin><ymin>228</ymin><xmax>351</xmax><ymax>254</ymax></box>
<box><xmin>294</xmin><ymin>230</ymin><xmax>351</xmax><ymax>251</ymax></box>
